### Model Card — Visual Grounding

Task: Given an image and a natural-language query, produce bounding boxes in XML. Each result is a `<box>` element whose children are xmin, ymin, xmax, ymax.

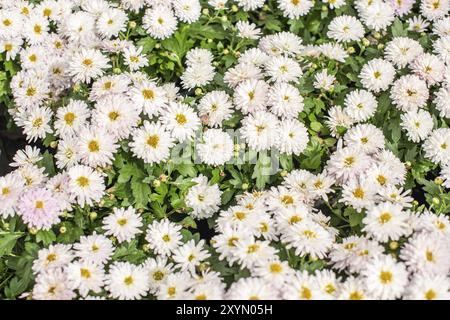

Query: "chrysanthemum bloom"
<box><xmin>17</xmin><ymin>187</ymin><xmax>62</xmax><ymax>230</ymax></box>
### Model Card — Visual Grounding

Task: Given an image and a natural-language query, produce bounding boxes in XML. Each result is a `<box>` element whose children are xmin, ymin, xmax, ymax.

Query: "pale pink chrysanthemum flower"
<box><xmin>17</xmin><ymin>187</ymin><xmax>62</xmax><ymax>230</ymax></box>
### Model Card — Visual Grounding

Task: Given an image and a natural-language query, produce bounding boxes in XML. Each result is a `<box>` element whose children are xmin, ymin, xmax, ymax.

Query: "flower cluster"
<box><xmin>0</xmin><ymin>0</ymin><xmax>450</xmax><ymax>300</ymax></box>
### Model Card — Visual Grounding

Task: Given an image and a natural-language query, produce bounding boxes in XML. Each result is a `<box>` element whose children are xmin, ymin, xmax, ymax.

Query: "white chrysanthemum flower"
<box><xmin>185</xmin><ymin>174</ymin><xmax>222</xmax><ymax>219</ymax></box>
<box><xmin>33</xmin><ymin>268</ymin><xmax>76</xmax><ymax>300</ymax></box>
<box><xmin>123</xmin><ymin>46</ymin><xmax>149</xmax><ymax>71</ymax></box>
<box><xmin>19</xmin><ymin>106</ymin><xmax>53</xmax><ymax>142</ymax></box>
<box><xmin>400</xmin><ymin>231</ymin><xmax>450</xmax><ymax>275</ymax></box>
<box><xmin>433</xmin><ymin>16</ymin><xmax>450</xmax><ymax>37</ymax></box>
<box><xmin>275</xmin><ymin>119</ymin><xmax>309</xmax><ymax>155</ymax></box>
<box><xmin>181</xmin><ymin>63</ymin><xmax>215</xmax><ymax>89</ymax></box>
<box><xmin>236</xmin><ymin>0</ymin><xmax>265</xmax><ymax>11</ymax></box>
<box><xmin>322</xmin><ymin>0</ymin><xmax>346</xmax><ymax>8</ymax></box>
<box><xmin>198</xmin><ymin>91</ymin><xmax>234</xmax><ymax>127</ymax></box>
<box><xmin>282</xmin><ymin>270</ymin><xmax>325</xmax><ymax>300</ymax></box>
<box><xmin>197</xmin><ymin>129</ymin><xmax>234</xmax><ymax>166</ymax></box>
<box><xmin>10</xmin><ymin>145</ymin><xmax>42</xmax><ymax>168</ymax></box>
<box><xmin>130</xmin><ymin>121</ymin><xmax>175</xmax><ymax>164</ymax></box>
<box><xmin>337</xmin><ymin>276</ymin><xmax>370</xmax><ymax>300</ymax></box>
<box><xmin>267</xmin><ymin>82</ymin><xmax>304</xmax><ymax>118</ymax></box>
<box><xmin>145</xmin><ymin>219</ymin><xmax>182</xmax><ymax>256</ymax></box>
<box><xmin>344</xmin><ymin>89</ymin><xmax>378</xmax><ymax>122</ymax></box>
<box><xmin>24</xmin><ymin>13</ymin><xmax>49</xmax><ymax>45</ymax></box>
<box><xmin>390</xmin><ymin>75</ymin><xmax>429</xmax><ymax>112</ymax></box>
<box><xmin>433</xmin><ymin>35</ymin><xmax>450</xmax><ymax>65</ymax></box>
<box><xmin>385</xmin><ymin>37</ymin><xmax>424</xmax><ymax>68</ymax></box>
<box><xmin>264</xmin><ymin>55</ymin><xmax>302</xmax><ymax>83</ymax></box>
<box><xmin>68</xmin><ymin>48</ymin><xmax>110</xmax><ymax>83</ymax></box>
<box><xmin>362</xmin><ymin>202</ymin><xmax>411</xmax><ymax>242</ymax></box>
<box><xmin>340</xmin><ymin>178</ymin><xmax>376</xmax><ymax>212</ymax></box>
<box><xmin>423</xmin><ymin>128</ymin><xmax>450</xmax><ymax>165</ymax></box>
<box><xmin>410</xmin><ymin>53</ymin><xmax>445</xmax><ymax>85</ymax></box>
<box><xmin>96</xmin><ymin>8</ymin><xmax>128</xmax><ymax>38</ymax></box>
<box><xmin>67</xmin><ymin>260</ymin><xmax>105</xmax><ymax>297</ymax></box>
<box><xmin>142</xmin><ymin>256</ymin><xmax>175</xmax><ymax>294</ymax></box>
<box><xmin>0</xmin><ymin>172</ymin><xmax>24</xmax><ymax>218</ymax></box>
<box><xmin>313</xmin><ymin>69</ymin><xmax>336</xmax><ymax>91</ymax></box>
<box><xmin>173</xmin><ymin>0</ymin><xmax>201</xmax><ymax>23</ymax></box>
<box><xmin>32</xmin><ymin>244</ymin><xmax>73</xmax><ymax>274</ymax></box>
<box><xmin>281</xmin><ymin>219</ymin><xmax>334</xmax><ymax>259</ymax></box>
<box><xmin>106</xmin><ymin>262</ymin><xmax>149</xmax><ymax>300</ymax></box>
<box><xmin>234</xmin><ymin>79</ymin><xmax>269</xmax><ymax>114</ymax></box>
<box><xmin>420</xmin><ymin>0</ymin><xmax>449</xmax><ymax>21</ymax></box>
<box><xmin>343</xmin><ymin>123</ymin><xmax>385</xmax><ymax>153</ymax></box>
<box><xmin>236</xmin><ymin>20</ymin><xmax>261</xmax><ymax>40</ymax></box>
<box><xmin>434</xmin><ymin>84</ymin><xmax>450</xmax><ymax>117</ymax></box>
<box><xmin>407</xmin><ymin>15</ymin><xmax>429</xmax><ymax>32</ymax></box>
<box><xmin>327</xmin><ymin>15</ymin><xmax>365</xmax><ymax>43</ymax></box>
<box><xmin>92</xmin><ymin>95</ymin><xmax>140</xmax><ymax>140</ymax></box>
<box><xmin>226</xmin><ymin>277</ymin><xmax>279</xmax><ymax>300</ymax></box>
<box><xmin>330</xmin><ymin>236</ymin><xmax>384</xmax><ymax>273</ymax></box>
<box><xmin>54</xmin><ymin>100</ymin><xmax>90</xmax><ymax>138</ymax></box>
<box><xmin>67</xmin><ymin>165</ymin><xmax>105</xmax><ymax>207</ymax></box>
<box><xmin>318</xmin><ymin>43</ymin><xmax>349</xmax><ymax>62</ymax></box>
<box><xmin>129</xmin><ymin>80</ymin><xmax>167</xmax><ymax>117</ymax></box>
<box><xmin>326</xmin><ymin>147</ymin><xmax>373</xmax><ymax>183</ymax></box>
<box><xmin>240</xmin><ymin>112</ymin><xmax>279</xmax><ymax>151</ymax></box>
<box><xmin>172</xmin><ymin>239</ymin><xmax>210</xmax><ymax>273</ymax></box>
<box><xmin>77</xmin><ymin>127</ymin><xmax>118</xmax><ymax>168</ymax></box>
<box><xmin>325</xmin><ymin>105</ymin><xmax>355</xmax><ymax>137</ymax></box>
<box><xmin>400</xmin><ymin>109</ymin><xmax>434</xmax><ymax>143</ymax></box>
<box><xmin>359</xmin><ymin>1</ymin><xmax>395</xmax><ymax>31</ymax></box>
<box><xmin>359</xmin><ymin>58</ymin><xmax>395</xmax><ymax>93</ymax></box>
<box><xmin>361</xmin><ymin>255</ymin><xmax>408</xmax><ymax>300</ymax></box>
<box><xmin>142</xmin><ymin>6</ymin><xmax>177</xmax><ymax>39</ymax></box>
<box><xmin>74</xmin><ymin>233</ymin><xmax>114</xmax><ymax>265</ymax></box>
<box><xmin>234</xmin><ymin>238</ymin><xmax>278</xmax><ymax>269</ymax></box>
<box><xmin>55</xmin><ymin>137</ymin><xmax>79</xmax><ymax>169</ymax></box>
<box><xmin>161</xmin><ymin>102</ymin><xmax>201</xmax><ymax>142</ymax></box>
<box><xmin>404</xmin><ymin>274</ymin><xmax>450</xmax><ymax>300</ymax></box>
<box><xmin>224</xmin><ymin>62</ymin><xmax>263</xmax><ymax>88</ymax></box>
<box><xmin>103</xmin><ymin>206</ymin><xmax>143</xmax><ymax>243</ymax></box>
<box><xmin>277</xmin><ymin>0</ymin><xmax>314</xmax><ymax>19</ymax></box>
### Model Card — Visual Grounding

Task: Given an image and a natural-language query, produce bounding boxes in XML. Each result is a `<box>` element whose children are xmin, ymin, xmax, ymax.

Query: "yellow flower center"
<box><xmin>76</xmin><ymin>176</ymin><xmax>90</xmax><ymax>187</ymax></box>
<box><xmin>64</xmin><ymin>112</ymin><xmax>76</xmax><ymax>125</ymax></box>
<box><xmin>147</xmin><ymin>135</ymin><xmax>159</xmax><ymax>148</ymax></box>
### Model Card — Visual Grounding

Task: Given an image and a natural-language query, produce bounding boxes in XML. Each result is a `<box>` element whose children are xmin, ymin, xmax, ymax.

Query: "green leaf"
<box><xmin>0</xmin><ymin>232</ymin><xmax>23</xmax><ymax>258</ymax></box>
<box><xmin>131</xmin><ymin>178</ymin><xmax>151</xmax><ymax>208</ymax></box>
<box><xmin>36</xmin><ymin>230</ymin><xmax>56</xmax><ymax>246</ymax></box>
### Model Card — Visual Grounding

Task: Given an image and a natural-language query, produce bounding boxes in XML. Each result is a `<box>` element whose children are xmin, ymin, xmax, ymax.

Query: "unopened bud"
<box><xmin>49</xmin><ymin>141</ymin><xmax>58</xmax><ymax>148</ymax></box>
<box><xmin>362</xmin><ymin>38</ymin><xmax>370</xmax><ymax>46</ymax></box>
<box><xmin>90</xmin><ymin>211</ymin><xmax>97</xmax><ymax>220</ymax></box>
<box><xmin>29</xmin><ymin>227</ymin><xmax>38</xmax><ymax>235</ymax></box>
<box><xmin>222</xmin><ymin>49</ymin><xmax>229</xmax><ymax>55</ymax></box>
<box><xmin>221</xmin><ymin>15</ymin><xmax>228</xmax><ymax>22</ymax></box>
<box><xmin>128</xmin><ymin>21</ymin><xmax>136</xmax><ymax>29</ymax></box>
<box><xmin>231</xmin><ymin>5</ymin><xmax>238</xmax><ymax>12</ymax></box>
<box><xmin>153</xmin><ymin>179</ymin><xmax>161</xmax><ymax>188</ymax></box>
<box><xmin>347</xmin><ymin>47</ymin><xmax>355</xmax><ymax>54</ymax></box>
<box><xmin>195</xmin><ymin>88</ymin><xmax>203</xmax><ymax>96</ymax></box>
<box><xmin>435</xmin><ymin>177</ymin><xmax>444</xmax><ymax>185</ymax></box>
<box><xmin>280</xmin><ymin>170</ymin><xmax>288</xmax><ymax>177</ymax></box>
<box><xmin>202</xmin><ymin>8</ymin><xmax>209</xmax><ymax>15</ymax></box>
<box><xmin>113</xmin><ymin>67</ymin><xmax>122</xmax><ymax>74</ymax></box>
<box><xmin>59</xmin><ymin>226</ymin><xmax>67</xmax><ymax>234</ymax></box>
<box><xmin>241</xmin><ymin>183</ymin><xmax>249</xmax><ymax>190</ymax></box>
<box><xmin>432</xmin><ymin>197</ymin><xmax>440</xmax><ymax>205</ymax></box>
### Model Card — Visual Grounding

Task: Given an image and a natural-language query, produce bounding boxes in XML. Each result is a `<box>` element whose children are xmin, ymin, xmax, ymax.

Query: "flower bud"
<box><xmin>435</xmin><ymin>177</ymin><xmax>443</xmax><ymax>185</ymax></box>
<box><xmin>128</xmin><ymin>21</ymin><xmax>136</xmax><ymax>29</ymax></box>
<box><xmin>153</xmin><ymin>179</ymin><xmax>161</xmax><ymax>188</ymax></box>
<box><xmin>195</xmin><ymin>88</ymin><xmax>203</xmax><ymax>96</ymax></box>
<box><xmin>59</xmin><ymin>226</ymin><xmax>67</xmax><ymax>234</ymax></box>
<box><xmin>241</xmin><ymin>183</ymin><xmax>249</xmax><ymax>190</ymax></box>
<box><xmin>90</xmin><ymin>211</ymin><xmax>97</xmax><ymax>220</ymax></box>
